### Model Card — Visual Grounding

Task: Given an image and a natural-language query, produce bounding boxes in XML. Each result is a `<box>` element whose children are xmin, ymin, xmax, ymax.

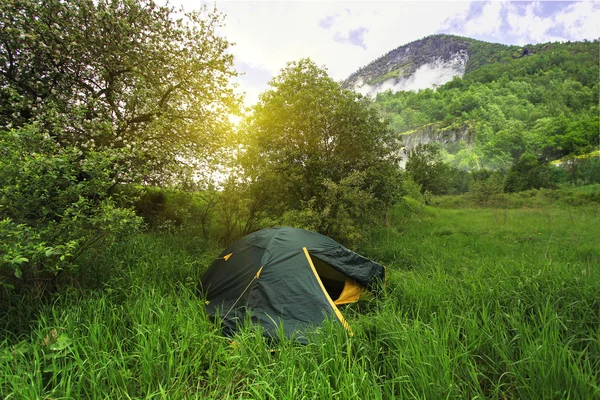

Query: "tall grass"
<box><xmin>2</xmin><ymin>200</ymin><xmax>599</xmax><ymax>398</ymax></box>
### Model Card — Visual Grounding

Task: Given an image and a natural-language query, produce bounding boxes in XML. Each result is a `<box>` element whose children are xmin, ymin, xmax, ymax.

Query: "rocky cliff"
<box><xmin>398</xmin><ymin>122</ymin><xmax>475</xmax><ymax>166</ymax></box>
<box><xmin>343</xmin><ymin>34</ymin><xmax>510</xmax><ymax>96</ymax></box>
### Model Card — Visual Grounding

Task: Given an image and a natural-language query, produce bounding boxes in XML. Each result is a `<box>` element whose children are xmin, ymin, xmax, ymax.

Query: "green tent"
<box><xmin>200</xmin><ymin>227</ymin><xmax>385</xmax><ymax>340</ymax></box>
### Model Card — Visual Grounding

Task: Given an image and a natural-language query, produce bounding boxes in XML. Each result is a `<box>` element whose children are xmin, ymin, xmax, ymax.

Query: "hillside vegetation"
<box><xmin>374</xmin><ymin>39</ymin><xmax>599</xmax><ymax>170</ymax></box>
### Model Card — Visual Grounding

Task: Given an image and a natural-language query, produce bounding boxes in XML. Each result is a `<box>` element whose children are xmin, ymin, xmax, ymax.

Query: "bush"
<box><xmin>0</xmin><ymin>126</ymin><xmax>142</xmax><ymax>294</ymax></box>
<box><xmin>469</xmin><ymin>170</ymin><xmax>505</xmax><ymax>205</ymax></box>
<box><xmin>504</xmin><ymin>153</ymin><xmax>555</xmax><ymax>192</ymax></box>
<box><xmin>579</xmin><ymin>157</ymin><xmax>600</xmax><ymax>184</ymax></box>
<box><xmin>279</xmin><ymin>172</ymin><xmax>381</xmax><ymax>246</ymax></box>
<box><xmin>402</xmin><ymin>175</ymin><xmax>426</xmax><ymax>202</ymax></box>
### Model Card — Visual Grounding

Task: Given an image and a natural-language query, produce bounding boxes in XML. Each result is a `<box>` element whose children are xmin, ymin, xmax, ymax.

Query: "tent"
<box><xmin>200</xmin><ymin>226</ymin><xmax>385</xmax><ymax>340</ymax></box>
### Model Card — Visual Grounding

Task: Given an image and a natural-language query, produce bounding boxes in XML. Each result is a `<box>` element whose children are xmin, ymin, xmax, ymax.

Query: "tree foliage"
<box><xmin>503</xmin><ymin>153</ymin><xmax>554</xmax><ymax>193</ymax></box>
<box><xmin>374</xmin><ymin>40</ymin><xmax>599</xmax><ymax>170</ymax></box>
<box><xmin>240</xmin><ymin>59</ymin><xmax>402</xmax><ymax>244</ymax></box>
<box><xmin>0</xmin><ymin>125</ymin><xmax>142</xmax><ymax>292</ymax></box>
<box><xmin>0</xmin><ymin>0</ymin><xmax>239</xmax><ymax>183</ymax></box>
<box><xmin>405</xmin><ymin>143</ymin><xmax>471</xmax><ymax>196</ymax></box>
<box><xmin>0</xmin><ymin>0</ymin><xmax>238</xmax><ymax>292</ymax></box>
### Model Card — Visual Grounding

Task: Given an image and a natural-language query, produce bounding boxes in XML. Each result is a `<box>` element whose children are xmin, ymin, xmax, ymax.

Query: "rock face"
<box><xmin>399</xmin><ymin>122</ymin><xmax>475</xmax><ymax>166</ymax></box>
<box><xmin>343</xmin><ymin>35</ymin><xmax>473</xmax><ymax>96</ymax></box>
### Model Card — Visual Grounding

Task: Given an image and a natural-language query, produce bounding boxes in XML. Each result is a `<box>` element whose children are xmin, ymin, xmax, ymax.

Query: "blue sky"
<box><xmin>172</xmin><ymin>1</ymin><xmax>600</xmax><ymax>106</ymax></box>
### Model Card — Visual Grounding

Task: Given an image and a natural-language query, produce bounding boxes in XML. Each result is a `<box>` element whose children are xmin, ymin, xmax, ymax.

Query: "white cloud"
<box><xmin>463</xmin><ymin>1</ymin><xmax>504</xmax><ymax>36</ymax></box>
<box><xmin>171</xmin><ymin>1</ymin><xmax>600</xmax><ymax>106</ymax></box>
<box><xmin>507</xmin><ymin>1</ymin><xmax>600</xmax><ymax>44</ymax></box>
<box><xmin>554</xmin><ymin>2</ymin><xmax>600</xmax><ymax>40</ymax></box>
<box><xmin>504</xmin><ymin>2</ymin><xmax>562</xmax><ymax>43</ymax></box>
<box><xmin>174</xmin><ymin>1</ymin><xmax>472</xmax><ymax>105</ymax></box>
<box><xmin>456</xmin><ymin>1</ymin><xmax>600</xmax><ymax>45</ymax></box>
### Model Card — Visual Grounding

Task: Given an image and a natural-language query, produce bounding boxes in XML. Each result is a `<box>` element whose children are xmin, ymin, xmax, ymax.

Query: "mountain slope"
<box><xmin>343</xmin><ymin>34</ymin><xmax>519</xmax><ymax>96</ymax></box>
<box><xmin>357</xmin><ymin>37</ymin><xmax>599</xmax><ymax>170</ymax></box>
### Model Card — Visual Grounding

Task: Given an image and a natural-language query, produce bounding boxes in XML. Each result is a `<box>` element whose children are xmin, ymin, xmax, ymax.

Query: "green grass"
<box><xmin>2</xmin><ymin>199</ymin><xmax>599</xmax><ymax>398</ymax></box>
<box><xmin>436</xmin><ymin>185</ymin><xmax>600</xmax><ymax>209</ymax></box>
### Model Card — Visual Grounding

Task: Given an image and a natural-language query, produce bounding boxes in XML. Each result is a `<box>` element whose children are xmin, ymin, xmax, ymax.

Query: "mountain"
<box><xmin>347</xmin><ymin>35</ymin><xmax>599</xmax><ymax>171</ymax></box>
<box><xmin>343</xmin><ymin>34</ymin><xmax>519</xmax><ymax>96</ymax></box>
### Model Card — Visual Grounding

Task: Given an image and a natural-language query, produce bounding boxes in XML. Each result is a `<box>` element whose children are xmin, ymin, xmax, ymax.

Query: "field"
<box><xmin>2</xmin><ymin>197</ymin><xmax>599</xmax><ymax>399</ymax></box>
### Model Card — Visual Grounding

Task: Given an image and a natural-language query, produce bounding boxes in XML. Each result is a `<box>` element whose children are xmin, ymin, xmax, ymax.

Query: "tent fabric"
<box><xmin>334</xmin><ymin>278</ymin><xmax>364</xmax><ymax>305</ymax></box>
<box><xmin>200</xmin><ymin>226</ymin><xmax>385</xmax><ymax>340</ymax></box>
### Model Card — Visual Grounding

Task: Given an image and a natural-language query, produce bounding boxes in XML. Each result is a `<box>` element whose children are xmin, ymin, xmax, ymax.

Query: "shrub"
<box><xmin>504</xmin><ymin>153</ymin><xmax>555</xmax><ymax>192</ymax></box>
<box><xmin>469</xmin><ymin>170</ymin><xmax>504</xmax><ymax>205</ymax></box>
<box><xmin>579</xmin><ymin>157</ymin><xmax>600</xmax><ymax>184</ymax></box>
<box><xmin>0</xmin><ymin>126</ymin><xmax>142</xmax><ymax>294</ymax></box>
<box><xmin>280</xmin><ymin>172</ymin><xmax>381</xmax><ymax>246</ymax></box>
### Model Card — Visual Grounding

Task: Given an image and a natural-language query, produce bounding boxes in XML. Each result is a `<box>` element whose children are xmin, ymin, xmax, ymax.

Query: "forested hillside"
<box><xmin>373</xmin><ymin>39</ymin><xmax>599</xmax><ymax>171</ymax></box>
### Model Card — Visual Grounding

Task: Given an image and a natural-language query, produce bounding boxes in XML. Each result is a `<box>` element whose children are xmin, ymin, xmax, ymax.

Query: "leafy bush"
<box><xmin>405</xmin><ymin>143</ymin><xmax>471</xmax><ymax>196</ymax></box>
<box><xmin>0</xmin><ymin>125</ymin><xmax>142</xmax><ymax>294</ymax></box>
<box><xmin>279</xmin><ymin>172</ymin><xmax>382</xmax><ymax>245</ymax></box>
<box><xmin>401</xmin><ymin>175</ymin><xmax>426</xmax><ymax>202</ymax></box>
<box><xmin>579</xmin><ymin>156</ymin><xmax>600</xmax><ymax>184</ymax></box>
<box><xmin>135</xmin><ymin>186</ymin><xmax>223</xmax><ymax>240</ymax></box>
<box><xmin>504</xmin><ymin>153</ymin><xmax>555</xmax><ymax>193</ymax></box>
<box><xmin>469</xmin><ymin>170</ymin><xmax>505</xmax><ymax>205</ymax></box>
<box><xmin>405</xmin><ymin>143</ymin><xmax>451</xmax><ymax>195</ymax></box>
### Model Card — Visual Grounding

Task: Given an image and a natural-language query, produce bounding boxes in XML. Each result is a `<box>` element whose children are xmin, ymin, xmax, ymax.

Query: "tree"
<box><xmin>503</xmin><ymin>153</ymin><xmax>554</xmax><ymax>192</ymax></box>
<box><xmin>0</xmin><ymin>0</ymin><xmax>239</xmax><ymax>293</ymax></box>
<box><xmin>484</xmin><ymin>119</ymin><xmax>528</xmax><ymax>164</ymax></box>
<box><xmin>0</xmin><ymin>0</ymin><xmax>239</xmax><ymax>184</ymax></box>
<box><xmin>240</xmin><ymin>59</ymin><xmax>402</xmax><ymax>244</ymax></box>
<box><xmin>404</xmin><ymin>143</ymin><xmax>453</xmax><ymax>196</ymax></box>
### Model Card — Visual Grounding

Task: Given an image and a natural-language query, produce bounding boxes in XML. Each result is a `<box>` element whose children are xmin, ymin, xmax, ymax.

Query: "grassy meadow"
<box><xmin>1</xmin><ymin>194</ymin><xmax>599</xmax><ymax>399</ymax></box>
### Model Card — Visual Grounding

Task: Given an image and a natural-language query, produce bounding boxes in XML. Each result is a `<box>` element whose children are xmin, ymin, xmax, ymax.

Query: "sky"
<box><xmin>171</xmin><ymin>1</ymin><xmax>600</xmax><ymax>107</ymax></box>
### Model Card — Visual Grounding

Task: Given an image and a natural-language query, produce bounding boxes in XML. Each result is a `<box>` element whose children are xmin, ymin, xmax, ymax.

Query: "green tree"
<box><xmin>504</xmin><ymin>153</ymin><xmax>554</xmax><ymax>192</ymax></box>
<box><xmin>240</xmin><ymin>59</ymin><xmax>402</xmax><ymax>244</ymax></box>
<box><xmin>405</xmin><ymin>143</ymin><xmax>453</xmax><ymax>196</ymax></box>
<box><xmin>0</xmin><ymin>0</ymin><xmax>238</xmax><ymax>292</ymax></box>
<box><xmin>485</xmin><ymin>120</ymin><xmax>528</xmax><ymax>164</ymax></box>
<box><xmin>0</xmin><ymin>0</ymin><xmax>239</xmax><ymax>184</ymax></box>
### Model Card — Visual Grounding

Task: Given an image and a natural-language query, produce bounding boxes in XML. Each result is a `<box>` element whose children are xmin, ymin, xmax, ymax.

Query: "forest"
<box><xmin>1</xmin><ymin>1</ymin><xmax>599</xmax><ymax>398</ymax></box>
<box><xmin>375</xmin><ymin>39</ymin><xmax>599</xmax><ymax>171</ymax></box>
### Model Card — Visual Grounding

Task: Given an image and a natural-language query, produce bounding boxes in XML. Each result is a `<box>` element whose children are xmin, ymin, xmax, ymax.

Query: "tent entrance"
<box><xmin>311</xmin><ymin>256</ymin><xmax>364</xmax><ymax>305</ymax></box>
